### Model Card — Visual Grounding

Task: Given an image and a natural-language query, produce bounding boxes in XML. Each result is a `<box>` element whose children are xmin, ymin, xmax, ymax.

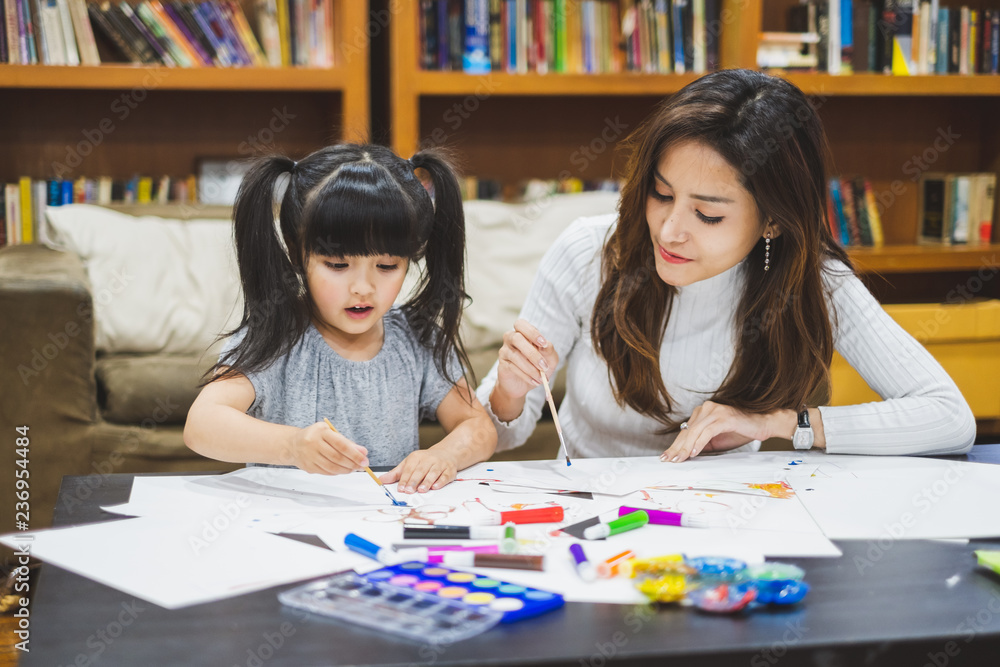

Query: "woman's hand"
<box><xmin>660</xmin><ymin>401</ymin><xmax>784</xmax><ymax>463</ymax></box>
<box><xmin>380</xmin><ymin>450</ymin><xmax>458</xmax><ymax>494</ymax></box>
<box><xmin>490</xmin><ymin>319</ymin><xmax>559</xmax><ymax>421</ymax></box>
<box><xmin>287</xmin><ymin>422</ymin><xmax>369</xmax><ymax>475</ymax></box>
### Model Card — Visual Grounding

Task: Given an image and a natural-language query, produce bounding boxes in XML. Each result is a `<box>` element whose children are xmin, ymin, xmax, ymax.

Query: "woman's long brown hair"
<box><xmin>591</xmin><ymin>69</ymin><xmax>852</xmax><ymax>432</ymax></box>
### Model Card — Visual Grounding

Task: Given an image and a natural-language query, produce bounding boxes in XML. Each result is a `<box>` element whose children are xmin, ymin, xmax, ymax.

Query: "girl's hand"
<box><xmin>287</xmin><ymin>422</ymin><xmax>369</xmax><ymax>475</ymax></box>
<box><xmin>380</xmin><ymin>450</ymin><xmax>458</xmax><ymax>494</ymax></box>
<box><xmin>494</xmin><ymin>319</ymin><xmax>560</xmax><ymax>402</ymax></box>
<box><xmin>659</xmin><ymin>401</ymin><xmax>776</xmax><ymax>463</ymax></box>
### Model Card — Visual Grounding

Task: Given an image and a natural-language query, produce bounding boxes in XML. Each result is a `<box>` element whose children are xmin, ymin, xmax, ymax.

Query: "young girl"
<box><xmin>185</xmin><ymin>143</ymin><xmax>496</xmax><ymax>493</ymax></box>
<box><xmin>479</xmin><ymin>69</ymin><xmax>975</xmax><ymax>461</ymax></box>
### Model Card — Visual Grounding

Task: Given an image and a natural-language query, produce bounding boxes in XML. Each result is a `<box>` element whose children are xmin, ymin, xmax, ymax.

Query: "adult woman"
<box><xmin>476</xmin><ymin>69</ymin><xmax>974</xmax><ymax>461</ymax></box>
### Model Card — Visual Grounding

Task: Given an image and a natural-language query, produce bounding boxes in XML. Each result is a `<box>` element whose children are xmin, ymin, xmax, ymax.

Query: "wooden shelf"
<box><xmin>0</xmin><ymin>64</ymin><xmax>349</xmax><ymax>91</ymax></box>
<box><xmin>849</xmin><ymin>244</ymin><xmax>1000</xmax><ymax>273</ymax></box>
<box><xmin>411</xmin><ymin>71</ymin><xmax>702</xmax><ymax>96</ymax></box>
<box><xmin>409</xmin><ymin>71</ymin><xmax>1000</xmax><ymax>98</ymax></box>
<box><xmin>779</xmin><ymin>73</ymin><xmax>1000</xmax><ymax>97</ymax></box>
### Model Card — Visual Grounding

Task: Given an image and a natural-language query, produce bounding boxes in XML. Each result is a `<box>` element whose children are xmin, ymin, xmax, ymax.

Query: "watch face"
<box><xmin>793</xmin><ymin>428</ymin><xmax>813</xmax><ymax>450</ymax></box>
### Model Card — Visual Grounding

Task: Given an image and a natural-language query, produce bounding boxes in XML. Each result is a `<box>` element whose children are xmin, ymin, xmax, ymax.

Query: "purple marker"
<box><xmin>569</xmin><ymin>543</ymin><xmax>596</xmax><ymax>582</ymax></box>
<box><xmin>618</xmin><ymin>506</ymin><xmax>715</xmax><ymax>528</ymax></box>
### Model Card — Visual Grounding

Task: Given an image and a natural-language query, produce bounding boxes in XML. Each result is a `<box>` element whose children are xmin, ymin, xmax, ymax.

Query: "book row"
<box><xmin>786</xmin><ymin>0</ymin><xmax>1000</xmax><ymax>75</ymax></box>
<box><xmin>0</xmin><ymin>0</ymin><xmax>334</xmax><ymax>67</ymax></box>
<box><xmin>1</xmin><ymin>174</ymin><xmax>201</xmax><ymax>247</ymax></box>
<box><xmin>423</xmin><ymin>0</ymin><xmax>720</xmax><ymax>76</ymax></box>
<box><xmin>828</xmin><ymin>177</ymin><xmax>884</xmax><ymax>248</ymax></box>
<box><xmin>918</xmin><ymin>173</ymin><xmax>997</xmax><ymax>246</ymax></box>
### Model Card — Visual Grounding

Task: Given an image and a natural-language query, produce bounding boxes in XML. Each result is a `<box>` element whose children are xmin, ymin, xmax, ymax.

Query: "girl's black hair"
<box><xmin>208</xmin><ymin>143</ymin><xmax>472</xmax><ymax>390</ymax></box>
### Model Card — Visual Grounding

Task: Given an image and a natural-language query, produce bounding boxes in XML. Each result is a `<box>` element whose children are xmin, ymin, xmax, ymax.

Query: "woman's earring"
<box><xmin>764</xmin><ymin>232</ymin><xmax>771</xmax><ymax>272</ymax></box>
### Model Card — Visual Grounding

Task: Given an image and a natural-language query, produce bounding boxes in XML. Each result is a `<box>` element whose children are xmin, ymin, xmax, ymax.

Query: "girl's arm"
<box><xmin>184</xmin><ymin>372</ymin><xmax>370</xmax><ymax>474</ymax></box>
<box><xmin>380</xmin><ymin>380</ymin><xmax>497</xmax><ymax>493</ymax></box>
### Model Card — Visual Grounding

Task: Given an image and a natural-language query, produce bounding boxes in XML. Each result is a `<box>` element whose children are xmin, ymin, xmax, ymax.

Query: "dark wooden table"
<box><xmin>21</xmin><ymin>446</ymin><xmax>1000</xmax><ymax>666</ymax></box>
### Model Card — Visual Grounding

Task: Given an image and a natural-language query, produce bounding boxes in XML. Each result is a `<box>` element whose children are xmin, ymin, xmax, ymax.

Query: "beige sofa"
<box><xmin>0</xmin><ymin>191</ymin><xmax>622</xmax><ymax>533</ymax></box>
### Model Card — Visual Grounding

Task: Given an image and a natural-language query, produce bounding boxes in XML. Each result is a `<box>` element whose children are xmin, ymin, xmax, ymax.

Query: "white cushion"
<box><xmin>44</xmin><ymin>204</ymin><xmax>242</xmax><ymax>356</ymax></box>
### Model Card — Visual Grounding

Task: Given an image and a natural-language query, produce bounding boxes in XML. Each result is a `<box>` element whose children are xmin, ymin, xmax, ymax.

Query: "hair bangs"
<box><xmin>302</xmin><ymin>162</ymin><xmax>420</xmax><ymax>259</ymax></box>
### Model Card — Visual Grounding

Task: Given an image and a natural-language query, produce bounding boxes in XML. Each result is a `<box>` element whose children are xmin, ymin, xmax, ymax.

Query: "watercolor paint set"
<box><xmin>280</xmin><ymin>562</ymin><xmax>563</xmax><ymax>643</ymax></box>
<box><xmin>360</xmin><ymin>561</ymin><xmax>564</xmax><ymax>622</ymax></box>
<box><xmin>278</xmin><ymin>570</ymin><xmax>503</xmax><ymax>643</ymax></box>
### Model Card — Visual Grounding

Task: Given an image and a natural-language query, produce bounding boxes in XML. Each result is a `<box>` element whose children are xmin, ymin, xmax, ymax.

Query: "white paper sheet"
<box><xmin>0</xmin><ymin>517</ymin><xmax>358</xmax><ymax>609</ymax></box>
<box><xmin>787</xmin><ymin>456</ymin><xmax>1000</xmax><ymax>540</ymax></box>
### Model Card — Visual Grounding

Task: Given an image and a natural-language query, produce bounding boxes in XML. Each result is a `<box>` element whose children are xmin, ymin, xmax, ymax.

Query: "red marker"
<box><xmin>481</xmin><ymin>506</ymin><xmax>565</xmax><ymax>525</ymax></box>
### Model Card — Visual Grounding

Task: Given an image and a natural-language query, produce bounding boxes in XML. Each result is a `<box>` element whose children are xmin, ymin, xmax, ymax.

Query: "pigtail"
<box><xmin>207</xmin><ymin>156</ymin><xmax>309</xmax><ymax>384</ymax></box>
<box><xmin>405</xmin><ymin>150</ymin><xmax>473</xmax><ymax>388</ymax></box>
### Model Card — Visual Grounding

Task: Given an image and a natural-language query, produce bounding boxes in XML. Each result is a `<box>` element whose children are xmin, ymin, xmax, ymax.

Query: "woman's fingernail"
<box><xmin>539</xmin><ymin>358</ymin><xmax>549</xmax><ymax>370</ymax></box>
<box><xmin>671</xmin><ymin>456</ymin><xmax>678</xmax><ymax>462</ymax></box>
<box><xmin>537</xmin><ymin>336</ymin><xmax>547</xmax><ymax>347</ymax></box>
<box><xmin>418</xmin><ymin>485</ymin><xmax>427</xmax><ymax>493</ymax></box>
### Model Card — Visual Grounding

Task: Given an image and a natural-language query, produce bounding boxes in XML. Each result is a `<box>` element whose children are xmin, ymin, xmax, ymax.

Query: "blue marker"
<box><xmin>345</xmin><ymin>533</ymin><xmax>400</xmax><ymax>565</ymax></box>
<box><xmin>569</xmin><ymin>543</ymin><xmax>596</xmax><ymax>582</ymax></box>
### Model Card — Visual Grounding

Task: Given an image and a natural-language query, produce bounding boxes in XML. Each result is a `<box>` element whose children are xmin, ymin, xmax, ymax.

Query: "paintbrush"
<box><xmin>539</xmin><ymin>371</ymin><xmax>572</xmax><ymax>466</ymax></box>
<box><xmin>324</xmin><ymin>418</ymin><xmax>405</xmax><ymax>506</ymax></box>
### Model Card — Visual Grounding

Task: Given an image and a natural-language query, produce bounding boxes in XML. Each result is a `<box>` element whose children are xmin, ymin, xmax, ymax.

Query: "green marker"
<box><xmin>500</xmin><ymin>522</ymin><xmax>517</xmax><ymax>554</ymax></box>
<box><xmin>582</xmin><ymin>510</ymin><xmax>649</xmax><ymax>540</ymax></box>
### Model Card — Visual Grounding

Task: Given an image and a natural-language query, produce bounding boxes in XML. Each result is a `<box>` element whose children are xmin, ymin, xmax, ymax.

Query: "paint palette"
<box><xmin>278</xmin><ymin>571</ymin><xmax>503</xmax><ymax>643</ymax></box>
<box><xmin>362</xmin><ymin>561</ymin><xmax>565</xmax><ymax>623</ymax></box>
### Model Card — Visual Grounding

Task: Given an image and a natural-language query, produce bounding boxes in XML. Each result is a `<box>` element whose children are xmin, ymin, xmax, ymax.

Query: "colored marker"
<box><xmin>596</xmin><ymin>549</ymin><xmax>636</xmax><ymax>578</ymax></box>
<box><xmin>582</xmin><ymin>510</ymin><xmax>649</xmax><ymax>540</ymax></box>
<box><xmin>345</xmin><ymin>533</ymin><xmax>401</xmax><ymax>564</ymax></box>
<box><xmin>389</xmin><ymin>544</ymin><xmax>500</xmax><ymax>563</ymax></box>
<box><xmin>569</xmin><ymin>543</ymin><xmax>596</xmax><ymax>582</ymax></box>
<box><xmin>500</xmin><ymin>522</ymin><xmax>517</xmax><ymax>554</ymax></box>
<box><xmin>403</xmin><ymin>525</ymin><xmax>501</xmax><ymax>540</ymax></box>
<box><xmin>479</xmin><ymin>506</ymin><xmax>565</xmax><ymax>525</ymax></box>
<box><xmin>618</xmin><ymin>505</ymin><xmax>716</xmax><ymax>528</ymax></box>
<box><xmin>442</xmin><ymin>552</ymin><xmax>545</xmax><ymax>571</ymax></box>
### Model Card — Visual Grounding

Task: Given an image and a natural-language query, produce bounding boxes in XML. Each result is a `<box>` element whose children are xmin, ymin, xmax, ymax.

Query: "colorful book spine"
<box><xmin>161</xmin><ymin>0</ymin><xmax>212</xmax><ymax>65</ymax></box>
<box><xmin>210</xmin><ymin>0</ymin><xmax>249</xmax><ymax>65</ymax></box>
<box><xmin>223</xmin><ymin>0</ymin><xmax>267</xmax><ymax>66</ymax></box>
<box><xmin>273</xmin><ymin>0</ymin><xmax>290</xmax><ymax>66</ymax></box>
<box><xmin>68</xmin><ymin>0</ymin><xmax>100</xmax><ymax>64</ymax></box>
<box><xmin>862</xmin><ymin>179</ymin><xmax>884</xmax><ymax>247</ymax></box>
<box><xmin>828</xmin><ymin>178</ymin><xmax>850</xmax><ymax>246</ymax></box>
<box><xmin>979</xmin><ymin>173</ymin><xmax>996</xmax><ymax>244</ymax></box>
<box><xmin>463</xmin><ymin>0</ymin><xmax>491</xmax><ymax>72</ymax></box>
<box><xmin>136</xmin><ymin>1</ymin><xmax>193</xmax><ymax>66</ymax></box>
<box><xmin>56</xmin><ymin>0</ymin><xmax>81</xmax><ymax>65</ymax></box>
<box><xmin>839</xmin><ymin>178</ymin><xmax>862</xmax><ymax>245</ymax></box>
<box><xmin>119</xmin><ymin>1</ymin><xmax>175</xmax><ymax>65</ymax></box>
<box><xmin>191</xmin><ymin>1</ymin><xmax>234</xmax><ymax>66</ymax></box>
<box><xmin>173</xmin><ymin>1</ymin><xmax>219</xmax><ymax>64</ymax></box>
<box><xmin>19</xmin><ymin>176</ymin><xmax>33</xmax><ymax>244</ymax></box>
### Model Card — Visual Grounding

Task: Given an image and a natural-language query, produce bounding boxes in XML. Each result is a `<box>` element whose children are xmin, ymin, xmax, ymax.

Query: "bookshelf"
<box><xmin>0</xmin><ymin>0</ymin><xmax>369</xmax><ymax>184</ymax></box>
<box><xmin>388</xmin><ymin>0</ymin><xmax>1000</xmax><ymax>278</ymax></box>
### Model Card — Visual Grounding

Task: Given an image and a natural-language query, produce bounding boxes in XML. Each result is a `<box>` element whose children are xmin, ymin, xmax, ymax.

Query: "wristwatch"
<box><xmin>792</xmin><ymin>408</ymin><xmax>814</xmax><ymax>450</ymax></box>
